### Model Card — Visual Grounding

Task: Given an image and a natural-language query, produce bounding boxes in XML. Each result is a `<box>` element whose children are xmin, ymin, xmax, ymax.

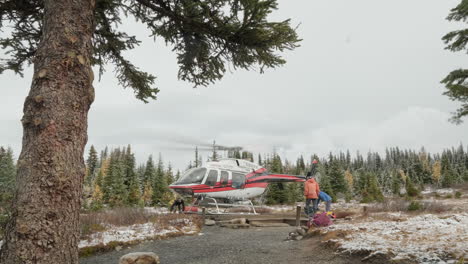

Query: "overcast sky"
<box><xmin>1</xmin><ymin>0</ymin><xmax>468</xmax><ymax>171</ymax></box>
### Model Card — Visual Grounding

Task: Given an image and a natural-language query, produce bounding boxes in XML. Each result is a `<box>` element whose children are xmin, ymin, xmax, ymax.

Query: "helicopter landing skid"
<box><xmin>195</xmin><ymin>197</ymin><xmax>258</xmax><ymax>215</ymax></box>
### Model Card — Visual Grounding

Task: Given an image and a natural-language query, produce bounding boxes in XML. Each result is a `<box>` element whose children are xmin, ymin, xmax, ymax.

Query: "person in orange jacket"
<box><xmin>304</xmin><ymin>172</ymin><xmax>320</xmax><ymax>217</ymax></box>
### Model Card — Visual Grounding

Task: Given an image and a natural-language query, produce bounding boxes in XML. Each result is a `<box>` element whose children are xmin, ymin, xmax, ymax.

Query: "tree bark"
<box><xmin>0</xmin><ymin>0</ymin><xmax>95</xmax><ymax>263</ymax></box>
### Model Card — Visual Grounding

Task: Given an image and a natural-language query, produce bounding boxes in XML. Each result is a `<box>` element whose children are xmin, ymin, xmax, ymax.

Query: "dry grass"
<box><xmin>453</xmin><ymin>182</ymin><xmax>468</xmax><ymax>192</ymax></box>
<box><xmin>80</xmin><ymin>207</ymin><xmax>203</xmax><ymax>238</ymax></box>
<box><xmin>366</xmin><ymin>198</ymin><xmax>449</xmax><ymax>214</ymax></box>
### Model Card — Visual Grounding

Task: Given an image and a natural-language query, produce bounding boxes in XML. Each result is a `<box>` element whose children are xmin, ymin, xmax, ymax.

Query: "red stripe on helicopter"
<box><xmin>245</xmin><ymin>174</ymin><xmax>305</xmax><ymax>182</ymax></box>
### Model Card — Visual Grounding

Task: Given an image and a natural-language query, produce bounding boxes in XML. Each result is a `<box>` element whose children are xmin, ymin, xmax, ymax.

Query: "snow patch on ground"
<box><xmin>79</xmin><ymin>220</ymin><xmax>198</xmax><ymax>248</ymax></box>
<box><xmin>323</xmin><ymin>213</ymin><xmax>468</xmax><ymax>263</ymax></box>
<box><xmin>436</xmin><ymin>188</ymin><xmax>455</xmax><ymax>195</ymax></box>
<box><xmin>143</xmin><ymin>207</ymin><xmax>169</xmax><ymax>214</ymax></box>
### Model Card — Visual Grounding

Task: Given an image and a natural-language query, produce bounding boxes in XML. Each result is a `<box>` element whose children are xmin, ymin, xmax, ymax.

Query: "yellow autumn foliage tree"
<box><xmin>344</xmin><ymin>169</ymin><xmax>354</xmax><ymax>191</ymax></box>
<box><xmin>432</xmin><ymin>161</ymin><xmax>442</xmax><ymax>184</ymax></box>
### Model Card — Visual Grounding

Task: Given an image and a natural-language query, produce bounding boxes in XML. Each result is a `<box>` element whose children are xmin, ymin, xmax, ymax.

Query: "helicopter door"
<box><xmin>205</xmin><ymin>170</ymin><xmax>219</xmax><ymax>187</ymax></box>
<box><xmin>231</xmin><ymin>172</ymin><xmax>246</xmax><ymax>189</ymax></box>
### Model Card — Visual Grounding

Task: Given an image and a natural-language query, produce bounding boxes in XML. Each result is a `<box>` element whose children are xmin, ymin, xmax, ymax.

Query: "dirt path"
<box><xmin>80</xmin><ymin>226</ymin><xmax>369</xmax><ymax>264</ymax></box>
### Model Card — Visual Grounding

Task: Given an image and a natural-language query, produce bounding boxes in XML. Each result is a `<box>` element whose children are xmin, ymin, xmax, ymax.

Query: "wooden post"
<box><xmin>295</xmin><ymin>205</ymin><xmax>301</xmax><ymax>227</ymax></box>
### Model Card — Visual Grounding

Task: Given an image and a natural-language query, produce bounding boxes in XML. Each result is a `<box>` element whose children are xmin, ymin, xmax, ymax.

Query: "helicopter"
<box><xmin>169</xmin><ymin>158</ymin><xmax>307</xmax><ymax>214</ymax></box>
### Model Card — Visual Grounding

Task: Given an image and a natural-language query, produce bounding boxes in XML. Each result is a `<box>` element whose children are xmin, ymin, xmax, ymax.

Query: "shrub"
<box><xmin>455</xmin><ymin>191</ymin><xmax>462</xmax><ymax>199</ymax></box>
<box><xmin>367</xmin><ymin>199</ymin><xmax>409</xmax><ymax>213</ymax></box>
<box><xmin>445</xmin><ymin>194</ymin><xmax>453</xmax><ymax>199</ymax></box>
<box><xmin>407</xmin><ymin>201</ymin><xmax>423</xmax><ymax>211</ymax></box>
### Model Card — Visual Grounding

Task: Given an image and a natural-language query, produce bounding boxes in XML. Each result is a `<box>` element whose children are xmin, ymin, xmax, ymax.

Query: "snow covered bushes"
<box><xmin>79</xmin><ymin>208</ymin><xmax>202</xmax><ymax>256</ymax></box>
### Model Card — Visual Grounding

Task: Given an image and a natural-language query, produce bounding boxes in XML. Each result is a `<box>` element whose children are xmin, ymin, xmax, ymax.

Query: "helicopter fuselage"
<box><xmin>169</xmin><ymin>159</ymin><xmax>304</xmax><ymax>200</ymax></box>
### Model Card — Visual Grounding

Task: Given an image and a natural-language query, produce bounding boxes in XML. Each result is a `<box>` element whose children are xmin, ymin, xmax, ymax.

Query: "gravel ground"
<box><xmin>79</xmin><ymin>225</ymin><xmax>367</xmax><ymax>264</ymax></box>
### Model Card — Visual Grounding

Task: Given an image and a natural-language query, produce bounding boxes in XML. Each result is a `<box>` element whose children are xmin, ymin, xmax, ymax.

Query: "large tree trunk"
<box><xmin>0</xmin><ymin>0</ymin><xmax>95</xmax><ymax>263</ymax></box>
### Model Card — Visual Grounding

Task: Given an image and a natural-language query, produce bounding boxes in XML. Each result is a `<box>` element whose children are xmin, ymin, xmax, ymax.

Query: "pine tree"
<box><xmin>166</xmin><ymin>163</ymin><xmax>174</xmax><ymax>185</ymax></box>
<box><xmin>391</xmin><ymin>171</ymin><xmax>402</xmax><ymax>196</ymax></box>
<box><xmin>103</xmin><ymin>150</ymin><xmax>128</xmax><ymax>207</ymax></box>
<box><xmin>85</xmin><ymin>146</ymin><xmax>98</xmax><ymax>183</ymax></box>
<box><xmin>152</xmin><ymin>154</ymin><xmax>168</xmax><ymax>205</ymax></box>
<box><xmin>441</xmin><ymin>153</ymin><xmax>457</xmax><ymax>187</ymax></box>
<box><xmin>359</xmin><ymin>171</ymin><xmax>384</xmax><ymax>203</ymax></box>
<box><xmin>328</xmin><ymin>157</ymin><xmax>347</xmax><ymax>195</ymax></box>
<box><xmin>0</xmin><ymin>147</ymin><xmax>16</xmax><ymax>208</ymax></box>
<box><xmin>174</xmin><ymin>170</ymin><xmax>181</xmax><ymax>182</ymax></box>
<box><xmin>318</xmin><ymin>165</ymin><xmax>335</xmax><ymax>202</ymax></box>
<box><xmin>405</xmin><ymin>175</ymin><xmax>420</xmax><ymax>197</ymax></box>
<box><xmin>143</xmin><ymin>156</ymin><xmax>156</xmax><ymax>186</ymax></box>
<box><xmin>265</xmin><ymin>154</ymin><xmax>287</xmax><ymax>204</ymax></box>
<box><xmin>0</xmin><ymin>1</ymin><xmax>299</xmax><ymax>261</ymax></box>
<box><xmin>124</xmin><ymin>146</ymin><xmax>141</xmax><ymax>206</ymax></box>
<box><xmin>442</xmin><ymin>0</ymin><xmax>468</xmax><ymax>123</ymax></box>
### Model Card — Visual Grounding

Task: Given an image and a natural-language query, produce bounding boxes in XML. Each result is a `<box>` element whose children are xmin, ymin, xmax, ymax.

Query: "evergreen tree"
<box><xmin>442</xmin><ymin>0</ymin><xmax>468</xmax><ymax>123</ymax></box>
<box><xmin>0</xmin><ymin>147</ymin><xmax>16</xmax><ymax>207</ymax></box>
<box><xmin>328</xmin><ymin>157</ymin><xmax>347</xmax><ymax>195</ymax></box>
<box><xmin>318</xmin><ymin>164</ymin><xmax>335</xmax><ymax>202</ymax></box>
<box><xmin>143</xmin><ymin>155</ymin><xmax>156</xmax><ymax>186</ymax></box>
<box><xmin>85</xmin><ymin>145</ymin><xmax>99</xmax><ymax>185</ymax></box>
<box><xmin>0</xmin><ymin>1</ymin><xmax>299</xmax><ymax>261</ymax></box>
<box><xmin>441</xmin><ymin>153</ymin><xmax>457</xmax><ymax>187</ymax></box>
<box><xmin>166</xmin><ymin>163</ymin><xmax>174</xmax><ymax>185</ymax></box>
<box><xmin>103</xmin><ymin>150</ymin><xmax>128</xmax><ymax>207</ymax></box>
<box><xmin>391</xmin><ymin>171</ymin><xmax>402</xmax><ymax>196</ymax></box>
<box><xmin>124</xmin><ymin>146</ymin><xmax>141</xmax><ymax>206</ymax></box>
<box><xmin>405</xmin><ymin>175</ymin><xmax>420</xmax><ymax>197</ymax></box>
<box><xmin>359</xmin><ymin>171</ymin><xmax>384</xmax><ymax>203</ymax></box>
<box><xmin>175</xmin><ymin>170</ymin><xmax>181</xmax><ymax>182</ymax></box>
<box><xmin>152</xmin><ymin>154</ymin><xmax>168</xmax><ymax>205</ymax></box>
<box><xmin>123</xmin><ymin>146</ymin><xmax>133</xmax><ymax>187</ymax></box>
<box><xmin>265</xmin><ymin>154</ymin><xmax>287</xmax><ymax>204</ymax></box>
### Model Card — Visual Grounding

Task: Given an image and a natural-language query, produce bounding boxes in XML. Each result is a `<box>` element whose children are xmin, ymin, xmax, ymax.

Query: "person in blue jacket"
<box><xmin>317</xmin><ymin>191</ymin><xmax>332</xmax><ymax>212</ymax></box>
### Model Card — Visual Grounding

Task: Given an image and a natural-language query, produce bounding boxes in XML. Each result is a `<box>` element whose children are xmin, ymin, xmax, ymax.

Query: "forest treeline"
<box><xmin>0</xmin><ymin>144</ymin><xmax>467</xmax><ymax>210</ymax></box>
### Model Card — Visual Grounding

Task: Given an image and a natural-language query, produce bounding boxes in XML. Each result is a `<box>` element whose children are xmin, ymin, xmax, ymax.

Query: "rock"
<box><xmin>296</xmin><ymin>228</ymin><xmax>306</xmax><ymax>236</ymax></box>
<box><xmin>294</xmin><ymin>235</ymin><xmax>303</xmax><ymax>241</ymax></box>
<box><xmin>344</xmin><ymin>216</ymin><xmax>352</xmax><ymax>221</ymax></box>
<box><xmin>229</xmin><ymin>218</ymin><xmax>247</xmax><ymax>224</ymax></box>
<box><xmin>119</xmin><ymin>252</ymin><xmax>160</xmax><ymax>264</ymax></box>
<box><xmin>205</xmin><ymin>219</ymin><xmax>216</xmax><ymax>226</ymax></box>
<box><xmin>115</xmin><ymin>246</ymin><xmax>123</xmax><ymax>251</ymax></box>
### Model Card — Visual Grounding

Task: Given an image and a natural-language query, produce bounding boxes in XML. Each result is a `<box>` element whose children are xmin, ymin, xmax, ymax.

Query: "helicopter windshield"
<box><xmin>176</xmin><ymin>168</ymin><xmax>207</xmax><ymax>185</ymax></box>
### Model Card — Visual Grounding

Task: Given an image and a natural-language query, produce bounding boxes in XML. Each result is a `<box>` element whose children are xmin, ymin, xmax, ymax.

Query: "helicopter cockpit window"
<box><xmin>176</xmin><ymin>168</ymin><xmax>207</xmax><ymax>184</ymax></box>
<box><xmin>232</xmin><ymin>172</ymin><xmax>245</xmax><ymax>189</ymax></box>
<box><xmin>220</xmin><ymin>171</ymin><xmax>229</xmax><ymax>187</ymax></box>
<box><xmin>205</xmin><ymin>170</ymin><xmax>218</xmax><ymax>186</ymax></box>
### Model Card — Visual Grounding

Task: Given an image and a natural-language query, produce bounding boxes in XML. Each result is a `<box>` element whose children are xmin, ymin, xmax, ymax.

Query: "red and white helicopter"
<box><xmin>169</xmin><ymin>158</ymin><xmax>306</xmax><ymax>214</ymax></box>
